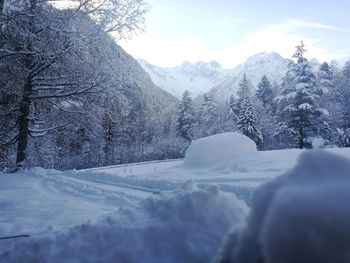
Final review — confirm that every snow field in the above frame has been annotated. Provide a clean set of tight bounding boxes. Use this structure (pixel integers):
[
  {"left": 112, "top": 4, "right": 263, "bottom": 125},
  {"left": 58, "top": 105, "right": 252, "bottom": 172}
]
[
  {"left": 1, "top": 183, "right": 247, "bottom": 263},
  {"left": 1, "top": 145, "right": 350, "bottom": 262}
]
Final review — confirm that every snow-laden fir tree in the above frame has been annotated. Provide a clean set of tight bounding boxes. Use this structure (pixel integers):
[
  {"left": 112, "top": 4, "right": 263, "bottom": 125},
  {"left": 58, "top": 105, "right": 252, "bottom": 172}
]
[
  {"left": 196, "top": 94, "right": 219, "bottom": 137},
  {"left": 332, "top": 61, "right": 350, "bottom": 147},
  {"left": 229, "top": 95, "right": 239, "bottom": 121},
  {"left": 276, "top": 41, "right": 329, "bottom": 149},
  {"left": 255, "top": 76, "right": 277, "bottom": 150},
  {"left": 235, "top": 75, "right": 263, "bottom": 146},
  {"left": 237, "top": 98, "right": 263, "bottom": 146},
  {"left": 237, "top": 74, "right": 252, "bottom": 109},
  {"left": 232, "top": 74, "right": 254, "bottom": 127},
  {"left": 177, "top": 90, "right": 195, "bottom": 141},
  {"left": 316, "top": 61, "right": 338, "bottom": 143},
  {"left": 317, "top": 62, "right": 333, "bottom": 96},
  {"left": 256, "top": 75, "right": 273, "bottom": 108}
]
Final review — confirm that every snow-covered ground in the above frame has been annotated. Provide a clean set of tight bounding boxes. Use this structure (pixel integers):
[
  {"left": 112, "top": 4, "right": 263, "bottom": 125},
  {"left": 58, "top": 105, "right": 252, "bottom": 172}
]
[{"left": 1, "top": 138, "right": 350, "bottom": 261}]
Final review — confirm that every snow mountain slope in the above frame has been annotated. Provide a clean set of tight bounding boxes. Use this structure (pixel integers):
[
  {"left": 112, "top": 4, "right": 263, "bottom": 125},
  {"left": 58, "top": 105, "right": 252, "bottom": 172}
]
[
  {"left": 139, "top": 52, "right": 321, "bottom": 104},
  {"left": 208, "top": 52, "right": 291, "bottom": 103},
  {"left": 138, "top": 59, "right": 232, "bottom": 98}
]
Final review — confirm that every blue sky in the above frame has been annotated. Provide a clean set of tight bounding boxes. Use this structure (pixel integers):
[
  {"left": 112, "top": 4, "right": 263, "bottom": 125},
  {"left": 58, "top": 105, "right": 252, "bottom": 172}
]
[{"left": 119, "top": 0, "right": 350, "bottom": 68}]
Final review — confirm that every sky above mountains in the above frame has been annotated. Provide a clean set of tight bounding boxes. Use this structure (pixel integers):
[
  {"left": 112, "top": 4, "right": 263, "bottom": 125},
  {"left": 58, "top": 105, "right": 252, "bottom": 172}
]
[{"left": 119, "top": 0, "right": 350, "bottom": 68}]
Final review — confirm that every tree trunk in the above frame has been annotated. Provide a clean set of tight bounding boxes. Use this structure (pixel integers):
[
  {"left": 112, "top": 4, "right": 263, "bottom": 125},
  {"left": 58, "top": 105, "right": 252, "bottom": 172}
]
[
  {"left": 0, "top": 0, "right": 5, "bottom": 16},
  {"left": 16, "top": 78, "right": 32, "bottom": 168},
  {"left": 298, "top": 125, "right": 304, "bottom": 149}
]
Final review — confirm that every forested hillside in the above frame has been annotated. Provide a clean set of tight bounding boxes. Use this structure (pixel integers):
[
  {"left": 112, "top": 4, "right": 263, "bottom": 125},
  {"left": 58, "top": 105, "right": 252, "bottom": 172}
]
[{"left": 0, "top": 0, "right": 179, "bottom": 171}]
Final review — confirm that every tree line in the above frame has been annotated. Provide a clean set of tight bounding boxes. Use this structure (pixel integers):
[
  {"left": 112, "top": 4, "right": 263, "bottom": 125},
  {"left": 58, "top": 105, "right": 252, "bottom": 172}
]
[{"left": 176, "top": 41, "right": 350, "bottom": 151}]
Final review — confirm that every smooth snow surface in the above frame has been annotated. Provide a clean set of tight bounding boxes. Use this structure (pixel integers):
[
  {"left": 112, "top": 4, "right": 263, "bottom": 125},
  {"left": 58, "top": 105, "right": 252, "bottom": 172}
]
[
  {"left": 218, "top": 150, "right": 350, "bottom": 263},
  {"left": 184, "top": 132, "right": 257, "bottom": 168}
]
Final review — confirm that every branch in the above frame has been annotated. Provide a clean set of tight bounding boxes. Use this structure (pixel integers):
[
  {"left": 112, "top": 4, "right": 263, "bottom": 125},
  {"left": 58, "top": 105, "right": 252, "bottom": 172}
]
[
  {"left": 32, "top": 82, "right": 94, "bottom": 88},
  {"left": 29, "top": 42, "right": 74, "bottom": 77},
  {"left": 0, "top": 49, "right": 36, "bottom": 60},
  {"left": 0, "top": 108, "right": 20, "bottom": 119},
  {"left": 45, "top": 98, "right": 85, "bottom": 114},
  {"left": 30, "top": 84, "right": 101, "bottom": 100},
  {"left": 29, "top": 121, "right": 72, "bottom": 137},
  {"left": 0, "top": 135, "right": 18, "bottom": 147}
]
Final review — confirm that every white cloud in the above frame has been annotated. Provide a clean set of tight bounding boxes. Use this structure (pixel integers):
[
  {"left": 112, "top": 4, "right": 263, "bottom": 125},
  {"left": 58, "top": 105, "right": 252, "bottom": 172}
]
[
  {"left": 119, "top": 34, "right": 215, "bottom": 67},
  {"left": 119, "top": 19, "right": 349, "bottom": 68}
]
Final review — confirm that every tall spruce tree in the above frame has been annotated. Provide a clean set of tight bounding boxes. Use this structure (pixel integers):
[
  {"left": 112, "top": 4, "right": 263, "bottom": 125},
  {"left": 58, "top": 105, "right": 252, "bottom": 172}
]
[
  {"left": 333, "top": 61, "right": 350, "bottom": 147},
  {"left": 255, "top": 76, "right": 277, "bottom": 150},
  {"left": 276, "top": 41, "right": 329, "bottom": 148},
  {"left": 235, "top": 75, "right": 262, "bottom": 146},
  {"left": 177, "top": 90, "right": 195, "bottom": 141},
  {"left": 229, "top": 95, "right": 239, "bottom": 121},
  {"left": 317, "top": 62, "right": 333, "bottom": 96},
  {"left": 237, "top": 74, "right": 252, "bottom": 108},
  {"left": 196, "top": 94, "right": 219, "bottom": 137},
  {"left": 256, "top": 75, "right": 273, "bottom": 108},
  {"left": 237, "top": 98, "right": 263, "bottom": 146}
]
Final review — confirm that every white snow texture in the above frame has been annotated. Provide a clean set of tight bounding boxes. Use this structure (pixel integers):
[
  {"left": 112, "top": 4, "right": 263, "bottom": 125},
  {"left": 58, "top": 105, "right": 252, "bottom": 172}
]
[
  {"left": 1, "top": 182, "right": 247, "bottom": 263},
  {"left": 184, "top": 132, "right": 257, "bottom": 168},
  {"left": 218, "top": 150, "right": 350, "bottom": 263}
]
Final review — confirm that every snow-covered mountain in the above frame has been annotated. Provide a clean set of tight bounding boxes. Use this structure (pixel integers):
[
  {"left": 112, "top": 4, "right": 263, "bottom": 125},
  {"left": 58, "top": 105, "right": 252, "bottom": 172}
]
[
  {"left": 207, "top": 52, "right": 291, "bottom": 103},
  {"left": 139, "top": 52, "right": 321, "bottom": 104},
  {"left": 138, "top": 59, "right": 232, "bottom": 99}
]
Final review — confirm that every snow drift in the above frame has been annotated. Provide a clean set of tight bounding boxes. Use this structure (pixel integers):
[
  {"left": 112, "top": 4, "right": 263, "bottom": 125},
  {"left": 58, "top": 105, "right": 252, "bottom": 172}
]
[
  {"left": 1, "top": 182, "right": 247, "bottom": 263},
  {"left": 218, "top": 150, "right": 350, "bottom": 263},
  {"left": 184, "top": 132, "right": 257, "bottom": 168}
]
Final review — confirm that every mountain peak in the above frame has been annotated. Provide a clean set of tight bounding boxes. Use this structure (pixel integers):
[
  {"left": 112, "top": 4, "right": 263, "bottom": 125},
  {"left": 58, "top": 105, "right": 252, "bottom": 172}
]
[
  {"left": 138, "top": 59, "right": 230, "bottom": 98},
  {"left": 208, "top": 60, "right": 222, "bottom": 69},
  {"left": 245, "top": 51, "right": 284, "bottom": 64},
  {"left": 180, "top": 60, "right": 222, "bottom": 70},
  {"left": 138, "top": 52, "right": 290, "bottom": 101}
]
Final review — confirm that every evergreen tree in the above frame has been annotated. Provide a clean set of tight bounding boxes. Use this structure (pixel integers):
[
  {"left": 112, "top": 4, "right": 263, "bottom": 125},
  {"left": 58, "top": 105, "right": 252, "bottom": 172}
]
[
  {"left": 235, "top": 74, "right": 263, "bottom": 146},
  {"left": 256, "top": 75, "right": 273, "bottom": 108},
  {"left": 196, "top": 94, "right": 219, "bottom": 137},
  {"left": 317, "top": 62, "right": 333, "bottom": 96},
  {"left": 276, "top": 41, "right": 329, "bottom": 149},
  {"left": 237, "top": 98, "right": 263, "bottom": 146},
  {"left": 229, "top": 95, "right": 239, "bottom": 121},
  {"left": 177, "top": 90, "right": 195, "bottom": 141},
  {"left": 333, "top": 61, "right": 350, "bottom": 147},
  {"left": 237, "top": 74, "right": 252, "bottom": 108},
  {"left": 102, "top": 110, "right": 114, "bottom": 165}
]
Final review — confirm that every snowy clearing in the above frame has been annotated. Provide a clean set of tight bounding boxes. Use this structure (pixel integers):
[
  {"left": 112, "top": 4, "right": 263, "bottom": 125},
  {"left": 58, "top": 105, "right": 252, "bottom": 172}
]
[{"left": 1, "top": 147, "right": 350, "bottom": 261}]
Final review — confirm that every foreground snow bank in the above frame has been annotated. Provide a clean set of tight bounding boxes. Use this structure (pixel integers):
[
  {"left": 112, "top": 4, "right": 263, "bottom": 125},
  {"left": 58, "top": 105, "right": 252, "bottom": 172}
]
[
  {"left": 218, "top": 150, "right": 350, "bottom": 263},
  {"left": 2, "top": 182, "right": 247, "bottom": 263},
  {"left": 184, "top": 132, "right": 257, "bottom": 168}
]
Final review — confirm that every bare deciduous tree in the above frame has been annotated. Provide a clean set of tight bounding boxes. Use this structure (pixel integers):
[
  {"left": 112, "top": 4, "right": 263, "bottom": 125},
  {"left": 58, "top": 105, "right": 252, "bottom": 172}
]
[{"left": 0, "top": 0, "right": 148, "bottom": 169}]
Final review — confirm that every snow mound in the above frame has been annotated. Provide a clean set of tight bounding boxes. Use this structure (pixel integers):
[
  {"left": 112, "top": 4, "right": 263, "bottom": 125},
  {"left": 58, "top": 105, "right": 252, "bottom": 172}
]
[
  {"left": 2, "top": 183, "right": 247, "bottom": 263},
  {"left": 184, "top": 132, "right": 257, "bottom": 168},
  {"left": 217, "top": 150, "right": 350, "bottom": 263}
]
